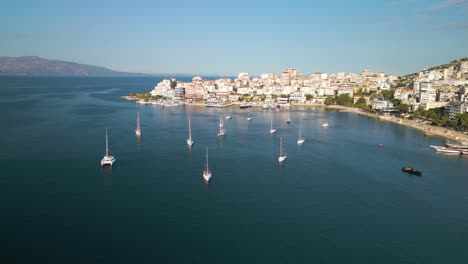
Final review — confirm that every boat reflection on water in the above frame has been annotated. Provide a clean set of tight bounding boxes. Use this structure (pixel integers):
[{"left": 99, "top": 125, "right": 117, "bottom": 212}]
[{"left": 101, "top": 165, "right": 113, "bottom": 177}]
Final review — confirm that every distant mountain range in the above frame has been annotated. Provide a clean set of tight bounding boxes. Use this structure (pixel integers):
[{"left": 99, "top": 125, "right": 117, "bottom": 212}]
[{"left": 0, "top": 56, "right": 149, "bottom": 76}]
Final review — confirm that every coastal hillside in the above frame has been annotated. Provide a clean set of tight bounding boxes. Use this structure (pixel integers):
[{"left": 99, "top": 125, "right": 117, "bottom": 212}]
[
  {"left": 0, "top": 56, "right": 148, "bottom": 76},
  {"left": 404, "top": 57, "right": 468, "bottom": 80}
]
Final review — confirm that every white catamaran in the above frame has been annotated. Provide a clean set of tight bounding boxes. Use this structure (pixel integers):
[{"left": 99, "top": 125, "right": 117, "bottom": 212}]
[
  {"left": 270, "top": 115, "right": 277, "bottom": 134},
  {"left": 187, "top": 114, "right": 194, "bottom": 147},
  {"left": 218, "top": 116, "right": 226, "bottom": 136},
  {"left": 297, "top": 120, "right": 305, "bottom": 145},
  {"left": 101, "top": 128, "right": 116, "bottom": 166},
  {"left": 278, "top": 136, "right": 287, "bottom": 163},
  {"left": 135, "top": 112, "right": 141, "bottom": 136},
  {"left": 203, "top": 147, "right": 212, "bottom": 182}
]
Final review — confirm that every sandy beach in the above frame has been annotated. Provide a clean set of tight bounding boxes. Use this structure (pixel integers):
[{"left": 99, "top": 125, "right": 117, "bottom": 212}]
[{"left": 321, "top": 105, "right": 468, "bottom": 143}]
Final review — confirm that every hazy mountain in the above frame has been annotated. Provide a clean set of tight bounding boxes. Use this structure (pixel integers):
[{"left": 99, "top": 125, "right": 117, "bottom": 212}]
[{"left": 0, "top": 56, "right": 149, "bottom": 76}]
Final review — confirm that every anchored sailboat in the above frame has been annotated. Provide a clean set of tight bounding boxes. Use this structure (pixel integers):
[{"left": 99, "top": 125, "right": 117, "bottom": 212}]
[
  {"left": 278, "top": 136, "right": 287, "bottom": 163},
  {"left": 286, "top": 108, "right": 291, "bottom": 124},
  {"left": 101, "top": 128, "right": 116, "bottom": 166},
  {"left": 187, "top": 114, "right": 194, "bottom": 147},
  {"left": 218, "top": 116, "right": 226, "bottom": 136},
  {"left": 203, "top": 147, "right": 212, "bottom": 182},
  {"left": 135, "top": 112, "right": 141, "bottom": 136},
  {"left": 270, "top": 115, "right": 276, "bottom": 134},
  {"left": 297, "top": 120, "right": 305, "bottom": 145}
]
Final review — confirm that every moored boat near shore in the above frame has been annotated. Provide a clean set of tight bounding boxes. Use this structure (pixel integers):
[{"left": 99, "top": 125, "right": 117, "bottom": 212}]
[
  {"left": 430, "top": 140, "right": 468, "bottom": 155},
  {"left": 402, "top": 167, "right": 422, "bottom": 176},
  {"left": 430, "top": 145, "right": 462, "bottom": 154},
  {"left": 240, "top": 102, "right": 252, "bottom": 109}
]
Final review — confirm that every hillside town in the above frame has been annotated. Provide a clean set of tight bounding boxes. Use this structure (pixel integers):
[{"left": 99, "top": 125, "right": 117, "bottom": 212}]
[{"left": 140, "top": 58, "right": 468, "bottom": 120}]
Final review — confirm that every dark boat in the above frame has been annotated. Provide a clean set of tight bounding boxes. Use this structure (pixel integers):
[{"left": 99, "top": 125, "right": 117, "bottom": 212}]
[{"left": 402, "top": 167, "right": 422, "bottom": 176}]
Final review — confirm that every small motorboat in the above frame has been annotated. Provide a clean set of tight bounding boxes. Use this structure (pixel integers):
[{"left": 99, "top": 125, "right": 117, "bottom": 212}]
[{"left": 402, "top": 167, "right": 422, "bottom": 176}]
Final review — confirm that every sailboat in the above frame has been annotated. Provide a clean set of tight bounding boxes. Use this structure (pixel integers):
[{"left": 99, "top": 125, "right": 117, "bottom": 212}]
[
  {"left": 225, "top": 115, "right": 232, "bottom": 120},
  {"left": 297, "top": 120, "right": 305, "bottom": 145},
  {"left": 247, "top": 113, "right": 252, "bottom": 121},
  {"left": 101, "top": 128, "right": 116, "bottom": 166},
  {"left": 270, "top": 115, "right": 276, "bottom": 134},
  {"left": 203, "top": 147, "right": 212, "bottom": 182},
  {"left": 286, "top": 108, "right": 291, "bottom": 124},
  {"left": 135, "top": 112, "right": 141, "bottom": 136},
  {"left": 187, "top": 114, "right": 194, "bottom": 147},
  {"left": 218, "top": 116, "right": 226, "bottom": 136},
  {"left": 278, "top": 136, "right": 287, "bottom": 163}
]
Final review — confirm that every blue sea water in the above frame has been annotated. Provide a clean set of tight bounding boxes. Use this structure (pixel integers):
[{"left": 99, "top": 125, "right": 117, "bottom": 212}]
[{"left": 1, "top": 76, "right": 467, "bottom": 263}]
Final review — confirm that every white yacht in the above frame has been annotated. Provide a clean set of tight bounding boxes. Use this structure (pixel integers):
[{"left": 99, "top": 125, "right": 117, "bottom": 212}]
[
  {"left": 297, "top": 120, "right": 305, "bottom": 145},
  {"left": 135, "top": 112, "right": 141, "bottom": 136},
  {"left": 278, "top": 136, "right": 287, "bottom": 163},
  {"left": 247, "top": 114, "right": 252, "bottom": 121},
  {"left": 218, "top": 116, "right": 226, "bottom": 136},
  {"left": 101, "top": 128, "right": 116, "bottom": 166},
  {"left": 270, "top": 115, "right": 276, "bottom": 134},
  {"left": 322, "top": 122, "right": 329, "bottom": 127},
  {"left": 187, "top": 114, "right": 194, "bottom": 147},
  {"left": 203, "top": 147, "right": 212, "bottom": 182},
  {"left": 225, "top": 115, "right": 232, "bottom": 120}
]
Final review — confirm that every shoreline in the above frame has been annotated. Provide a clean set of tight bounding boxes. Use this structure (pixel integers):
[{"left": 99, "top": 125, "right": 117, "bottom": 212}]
[
  {"left": 122, "top": 96, "right": 468, "bottom": 143},
  {"left": 319, "top": 104, "right": 468, "bottom": 143}
]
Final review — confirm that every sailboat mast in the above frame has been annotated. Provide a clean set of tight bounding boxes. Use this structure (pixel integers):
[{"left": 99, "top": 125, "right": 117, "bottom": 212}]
[
  {"left": 137, "top": 112, "right": 140, "bottom": 131},
  {"left": 299, "top": 121, "right": 302, "bottom": 138},
  {"left": 271, "top": 115, "right": 273, "bottom": 129},
  {"left": 280, "top": 136, "right": 283, "bottom": 156},
  {"left": 188, "top": 115, "right": 192, "bottom": 140},
  {"left": 219, "top": 117, "right": 223, "bottom": 133},
  {"left": 206, "top": 147, "right": 209, "bottom": 171},
  {"left": 105, "top": 128, "right": 109, "bottom": 157}
]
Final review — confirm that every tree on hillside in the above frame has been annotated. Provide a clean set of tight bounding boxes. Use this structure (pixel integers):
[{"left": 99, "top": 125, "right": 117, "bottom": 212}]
[
  {"left": 336, "top": 94, "right": 353, "bottom": 106},
  {"left": 396, "top": 104, "right": 410, "bottom": 113},
  {"left": 381, "top": 90, "right": 394, "bottom": 101},
  {"left": 324, "top": 96, "right": 336, "bottom": 105},
  {"left": 354, "top": 97, "right": 367, "bottom": 109},
  {"left": 459, "top": 113, "right": 468, "bottom": 131}
]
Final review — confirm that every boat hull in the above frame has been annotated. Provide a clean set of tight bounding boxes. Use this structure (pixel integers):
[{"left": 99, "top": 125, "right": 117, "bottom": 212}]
[
  {"left": 270, "top": 129, "right": 276, "bottom": 134},
  {"left": 297, "top": 139, "right": 305, "bottom": 145},
  {"left": 402, "top": 167, "right": 422, "bottom": 176},
  {"left": 430, "top": 145, "right": 462, "bottom": 154},
  {"left": 203, "top": 171, "right": 212, "bottom": 182},
  {"left": 278, "top": 155, "right": 287, "bottom": 163},
  {"left": 187, "top": 139, "right": 193, "bottom": 146},
  {"left": 101, "top": 156, "right": 116, "bottom": 166}
]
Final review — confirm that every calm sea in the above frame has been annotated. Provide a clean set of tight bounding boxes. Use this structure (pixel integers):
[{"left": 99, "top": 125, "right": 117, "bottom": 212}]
[{"left": 1, "top": 76, "right": 467, "bottom": 263}]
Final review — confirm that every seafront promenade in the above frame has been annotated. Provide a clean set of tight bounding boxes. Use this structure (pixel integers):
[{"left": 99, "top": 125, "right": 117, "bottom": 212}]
[{"left": 323, "top": 105, "right": 468, "bottom": 143}]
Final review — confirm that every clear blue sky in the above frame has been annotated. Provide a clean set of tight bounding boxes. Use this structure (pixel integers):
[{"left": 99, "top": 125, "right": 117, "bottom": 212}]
[{"left": 1, "top": 0, "right": 467, "bottom": 76}]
